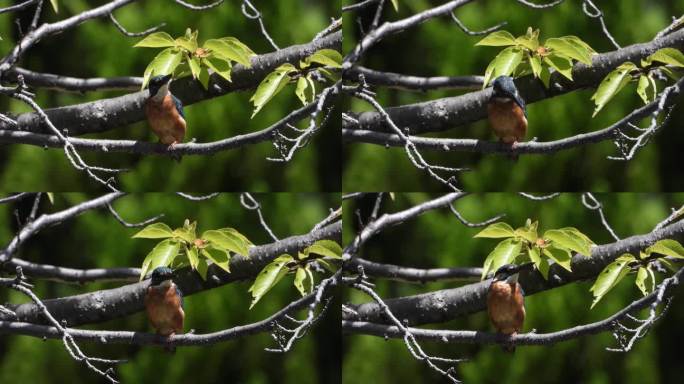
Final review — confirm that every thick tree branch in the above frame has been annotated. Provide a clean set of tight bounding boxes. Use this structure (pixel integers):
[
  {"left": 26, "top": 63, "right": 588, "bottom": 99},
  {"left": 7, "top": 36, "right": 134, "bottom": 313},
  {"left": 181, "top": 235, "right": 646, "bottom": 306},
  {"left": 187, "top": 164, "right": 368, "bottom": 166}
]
[
  {"left": 1, "top": 221, "right": 341, "bottom": 326},
  {"left": 0, "top": 285, "right": 326, "bottom": 346},
  {"left": 0, "top": 31, "right": 341, "bottom": 136},
  {"left": 344, "top": 266, "right": 682, "bottom": 346},
  {"left": 343, "top": 29, "right": 684, "bottom": 135},
  {"left": 343, "top": 219, "right": 684, "bottom": 325}
]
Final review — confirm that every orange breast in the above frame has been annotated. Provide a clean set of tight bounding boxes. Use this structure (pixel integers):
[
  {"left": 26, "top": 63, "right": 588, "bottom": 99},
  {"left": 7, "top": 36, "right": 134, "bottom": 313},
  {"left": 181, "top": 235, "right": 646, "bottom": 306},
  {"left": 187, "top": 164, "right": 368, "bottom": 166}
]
[
  {"left": 487, "top": 100, "right": 527, "bottom": 144},
  {"left": 144, "top": 284, "right": 185, "bottom": 336},
  {"left": 487, "top": 281, "right": 525, "bottom": 335},
  {"left": 145, "top": 95, "right": 187, "bottom": 145}
]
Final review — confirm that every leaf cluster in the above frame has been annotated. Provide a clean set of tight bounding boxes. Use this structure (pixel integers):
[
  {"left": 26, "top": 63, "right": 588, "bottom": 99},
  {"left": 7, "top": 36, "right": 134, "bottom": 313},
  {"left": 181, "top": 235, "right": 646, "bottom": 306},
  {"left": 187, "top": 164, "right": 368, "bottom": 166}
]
[
  {"left": 248, "top": 239, "right": 342, "bottom": 309},
  {"left": 250, "top": 49, "right": 342, "bottom": 117},
  {"left": 134, "top": 29, "right": 256, "bottom": 90},
  {"left": 132, "top": 220, "right": 253, "bottom": 281},
  {"left": 475, "top": 219, "right": 595, "bottom": 280},
  {"left": 590, "top": 239, "right": 684, "bottom": 307},
  {"left": 591, "top": 48, "right": 684, "bottom": 116},
  {"left": 476, "top": 27, "right": 596, "bottom": 88}
]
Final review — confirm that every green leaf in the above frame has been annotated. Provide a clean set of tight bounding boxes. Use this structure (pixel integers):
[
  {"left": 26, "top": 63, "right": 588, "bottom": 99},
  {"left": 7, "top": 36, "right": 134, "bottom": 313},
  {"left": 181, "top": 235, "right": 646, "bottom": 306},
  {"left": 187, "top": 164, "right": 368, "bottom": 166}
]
[
  {"left": 543, "top": 227, "right": 594, "bottom": 256},
  {"left": 134, "top": 32, "right": 176, "bottom": 48},
  {"left": 173, "top": 227, "right": 196, "bottom": 244},
  {"left": 205, "top": 56, "right": 232, "bottom": 82},
  {"left": 645, "top": 239, "right": 684, "bottom": 258},
  {"left": 196, "top": 257, "right": 208, "bottom": 280},
  {"left": 528, "top": 246, "right": 549, "bottom": 279},
  {"left": 248, "top": 254, "right": 294, "bottom": 309},
  {"left": 141, "top": 47, "right": 183, "bottom": 89},
  {"left": 561, "top": 35, "right": 597, "bottom": 55},
  {"left": 49, "top": 0, "right": 58, "bottom": 12},
  {"left": 250, "top": 63, "right": 296, "bottom": 117},
  {"left": 476, "top": 31, "right": 517, "bottom": 47},
  {"left": 590, "top": 254, "right": 635, "bottom": 308},
  {"left": 188, "top": 56, "right": 201, "bottom": 79},
  {"left": 46, "top": 193, "right": 54, "bottom": 204},
  {"left": 187, "top": 246, "right": 199, "bottom": 270},
  {"left": 304, "top": 49, "right": 342, "bottom": 68},
  {"left": 474, "top": 222, "right": 516, "bottom": 238},
  {"left": 529, "top": 54, "right": 542, "bottom": 79},
  {"left": 539, "top": 64, "right": 551, "bottom": 88},
  {"left": 636, "top": 75, "right": 651, "bottom": 104},
  {"left": 294, "top": 267, "right": 307, "bottom": 296},
  {"left": 219, "top": 228, "right": 254, "bottom": 247},
  {"left": 132, "top": 222, "right": 174, "bottom": 239},
  {"left": 139, "top": 239, "right": 180, "bottom": 280},
  {"left": 515, "top": 225, "right": 537, "bottom": 243},
  {"left": 483, "top": 47, "right": 523, "bottom": 88},
  {"left": 642, "top": 47, "right": 684, "bottom": 67},
  {"left": 198, "top": 66, "right": 210, "bottom": 89},
  {"left": 390, "top": 0, "right": 398, "bottom": 11},
  {"left": 542, "top": 245, "right": 572, "bottom": 271},
  {"left": 201, "top": 246, "right": 231, "bottom": 273},
  {"left": 295, "top": 77, "right": 308, "bottom": 105},
  {"left": 202, "top": 229, "right": 249, "bottom": 256},
  {"left": 303, "top": 240, "right": 343, "bottom": 259},
  {"left": 481, "top": 238, "right": 522, "bottom": 280},
  {"left": 306, "top": 75, "right": 316, "bottom": 103},
  {"left": 635, "top": 267, "right": 649, "bottom": 296},
  {"left": 543, "top": 53, "right": 574, "bottom": 80},
  {"left": 515, "top": 35, "right": 538, "bottom": 51},
  {"left": 203, "top": 38, "right": 255, "bottom": 67},
  {"left": 544, "top": 37, "right": 593, "bottom": 65},
  {"left": 591, "top": 62, "right": 637, "bottom": 117},
  {"left": 175, "top": 36, "right": 197, "bottom": 53}
]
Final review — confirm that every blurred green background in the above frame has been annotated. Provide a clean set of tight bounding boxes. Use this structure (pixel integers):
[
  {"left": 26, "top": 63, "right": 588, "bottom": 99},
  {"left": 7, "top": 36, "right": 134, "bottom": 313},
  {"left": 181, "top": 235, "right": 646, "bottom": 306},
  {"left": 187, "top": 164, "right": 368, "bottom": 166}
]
[
  {"left": 0, "top": 1, "right": 340, "bottom": 192},
  {"left": 342, "top": 0, "right": 684, "bottom": 192},
  {"left": 0, "top": 193, "right": 340, "bottom": 383},
  {"left": 343, "top": 193, "right": 684, "bottom": 383}
]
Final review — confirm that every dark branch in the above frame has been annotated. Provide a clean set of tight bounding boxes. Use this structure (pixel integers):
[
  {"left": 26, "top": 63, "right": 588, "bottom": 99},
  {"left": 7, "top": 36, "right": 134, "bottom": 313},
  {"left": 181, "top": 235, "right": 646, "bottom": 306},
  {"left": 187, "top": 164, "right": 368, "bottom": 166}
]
[
  {"left": 1, "top": 221, "right": 341, "bottom": 326},
  {"left": 343, "top": 219, "right": 684, "bottom": 325}
]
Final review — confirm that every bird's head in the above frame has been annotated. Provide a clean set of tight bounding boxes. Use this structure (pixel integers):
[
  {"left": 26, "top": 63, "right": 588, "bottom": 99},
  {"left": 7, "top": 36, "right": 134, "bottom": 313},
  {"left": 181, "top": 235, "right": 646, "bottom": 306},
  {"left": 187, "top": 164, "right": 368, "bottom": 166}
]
[
  {"left": 148, "top": 74, "right": 172, "bottom": 100},
  {"left": 493, "top": 263, "right": 523, "bottom": 284},
  {"left": 491, "top": 76, "right": 517, "bottom": 99},
  {"left": 150, "top": 266, "right": 174, "bottom": 287}
]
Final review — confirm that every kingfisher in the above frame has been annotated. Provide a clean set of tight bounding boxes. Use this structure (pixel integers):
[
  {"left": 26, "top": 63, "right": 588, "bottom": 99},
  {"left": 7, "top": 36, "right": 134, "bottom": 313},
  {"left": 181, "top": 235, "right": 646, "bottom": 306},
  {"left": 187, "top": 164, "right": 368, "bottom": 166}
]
[
  {"left": 144, "top": 74, "right": 186, "bottom": 148},
  {"left": 144, "top": 266, "right": 184, "bottom": 350},
  {"left": 487, "top": 263, "right": 525, "bottom": 352},
  {"left": 487, "top": 76, "right": 527, "bottom": 156}
]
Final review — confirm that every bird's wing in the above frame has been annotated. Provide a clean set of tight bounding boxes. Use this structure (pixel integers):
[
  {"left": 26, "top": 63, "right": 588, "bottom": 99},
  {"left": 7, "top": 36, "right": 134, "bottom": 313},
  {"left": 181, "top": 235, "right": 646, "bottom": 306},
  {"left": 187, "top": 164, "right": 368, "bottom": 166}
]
[
  {"left": 171, "top": 94, "right": 185, "bottom": 118},
  {"left": 512, "top": 91, "right": 527, "bottom": 117},
  {"left": 176, "top": 285, "right": 184, "bottom": 308}
]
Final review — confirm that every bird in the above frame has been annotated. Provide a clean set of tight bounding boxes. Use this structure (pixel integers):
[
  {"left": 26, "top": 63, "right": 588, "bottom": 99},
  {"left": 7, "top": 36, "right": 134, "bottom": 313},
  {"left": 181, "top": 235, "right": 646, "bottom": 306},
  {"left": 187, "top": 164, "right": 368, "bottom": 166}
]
[
  {"left": 144, "top": 266, "right": 184, "bottom": 351},
  {"left": 487, "top": 76, "right": 527, "bottom": 157},
  {"left": 487, "top": 263, "right": 525, "bottom": 352},
  {"left": 144, "top": 74, "right": 186, "bottom": 148}
]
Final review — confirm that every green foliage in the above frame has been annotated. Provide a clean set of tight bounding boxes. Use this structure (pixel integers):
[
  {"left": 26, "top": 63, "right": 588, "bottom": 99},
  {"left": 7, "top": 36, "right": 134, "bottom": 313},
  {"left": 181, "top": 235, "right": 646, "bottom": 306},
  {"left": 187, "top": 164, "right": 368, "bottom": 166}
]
[
  {"left": 134, "top": 29, "right": 256, "bottom": 90},
  {"left": 250, "top": 49, "right": 341, "bottom": 117},
  {"left": 248, "top": 239, "right": 342, "bottom": 308},
  {"left": 475, "top": 219, "right": 595, "bottom": 280},
  {"left": 476, "top": 27, "right": 596, "bottom": 88},
  {"left": 591, "top": 48, "right": 684, "bottom": 116},
  {"left": 590, "top": 239, "right": 684, "bottom": 307},
  {"left": 390, "top": 0, "right": 399, "bottom": 11},
  {"left": 49, "top": 0, "right": 58, "bottom": 13},
  {"left": 132, "top": 219, "right": 253, "bottom": 280}
]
